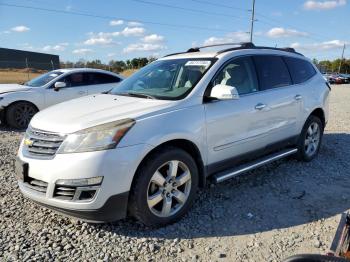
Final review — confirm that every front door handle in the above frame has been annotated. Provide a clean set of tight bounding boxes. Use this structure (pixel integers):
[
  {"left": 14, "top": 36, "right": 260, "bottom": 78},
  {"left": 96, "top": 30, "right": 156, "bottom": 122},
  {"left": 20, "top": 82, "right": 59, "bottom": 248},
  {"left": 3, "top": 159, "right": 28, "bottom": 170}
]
[
  {"left": 255, "top": 103, "right": 266, "bottom": 110},
  {"left": 78, "top": 91, "right": 86, "bottom": 95},
  {"left": 294, "top": 94, "right": 302, "bottom": 101}
]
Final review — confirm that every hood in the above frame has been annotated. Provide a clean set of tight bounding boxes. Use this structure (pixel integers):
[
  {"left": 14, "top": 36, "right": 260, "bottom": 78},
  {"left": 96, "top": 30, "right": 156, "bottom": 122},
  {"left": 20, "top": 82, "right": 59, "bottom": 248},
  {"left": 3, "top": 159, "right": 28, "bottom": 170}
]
[
  {"left": 30, "top": 94, "right": 175, "bottom": 133},
  {"left": 0, "top": 84, "right": 32, "bottom": 94}
]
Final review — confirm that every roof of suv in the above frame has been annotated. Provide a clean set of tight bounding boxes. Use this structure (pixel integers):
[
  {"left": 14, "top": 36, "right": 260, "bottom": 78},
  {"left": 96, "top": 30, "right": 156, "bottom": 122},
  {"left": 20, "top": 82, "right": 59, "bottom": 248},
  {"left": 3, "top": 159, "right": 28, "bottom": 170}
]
[
  {"left": 160, "top": 42, "right": 304, "bottom": 60},
  {"left": 52, "top": 68, "right": 122, "bottom": 75}
]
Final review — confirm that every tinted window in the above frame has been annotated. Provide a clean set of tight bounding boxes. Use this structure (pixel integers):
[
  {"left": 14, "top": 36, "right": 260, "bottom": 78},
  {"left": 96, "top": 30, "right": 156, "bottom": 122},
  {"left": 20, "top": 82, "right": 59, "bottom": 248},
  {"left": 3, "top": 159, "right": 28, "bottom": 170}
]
[
  {"left": 253, "top": 55, "right": 292, "bottom": 90},
  {"left": 284, "top": 57, "right": 316, "bottom": 84},
  {"left": 213, "top": 56, "right": 258, "bottom": 95},
  {"left": 62, "top": 73, "right": 85, "bottom": 87},
  {"left": 90, "top": 73, "right": 121, "bottom": 84}
]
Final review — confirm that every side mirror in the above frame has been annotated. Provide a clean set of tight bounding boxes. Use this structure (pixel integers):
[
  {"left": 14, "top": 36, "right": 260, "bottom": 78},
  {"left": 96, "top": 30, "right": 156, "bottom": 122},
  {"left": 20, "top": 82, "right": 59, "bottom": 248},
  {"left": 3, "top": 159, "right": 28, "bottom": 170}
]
[
  {"left": 54, "top": 81, "right": 66, "bottom": 91},
  {"left": 209, "top": 84, "right": 239, "bottom": 100}
]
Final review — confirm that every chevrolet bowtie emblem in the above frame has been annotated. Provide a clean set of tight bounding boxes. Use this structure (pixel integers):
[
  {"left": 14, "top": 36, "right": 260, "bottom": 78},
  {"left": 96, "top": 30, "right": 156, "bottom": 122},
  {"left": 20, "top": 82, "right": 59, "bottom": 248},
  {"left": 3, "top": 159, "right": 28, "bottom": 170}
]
[{"left": 24, "top": 138, "right": 34, "bottom": 147}]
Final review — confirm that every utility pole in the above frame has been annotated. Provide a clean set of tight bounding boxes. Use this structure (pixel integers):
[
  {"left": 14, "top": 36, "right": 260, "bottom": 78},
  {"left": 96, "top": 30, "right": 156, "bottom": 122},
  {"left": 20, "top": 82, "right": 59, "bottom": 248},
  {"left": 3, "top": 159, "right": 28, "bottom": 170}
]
[
  {"left": 338, "top": 44, "right": 346, "bottom": 74},
  {"left": 249, "top": 0, "right": 256, "bottom": 43}
]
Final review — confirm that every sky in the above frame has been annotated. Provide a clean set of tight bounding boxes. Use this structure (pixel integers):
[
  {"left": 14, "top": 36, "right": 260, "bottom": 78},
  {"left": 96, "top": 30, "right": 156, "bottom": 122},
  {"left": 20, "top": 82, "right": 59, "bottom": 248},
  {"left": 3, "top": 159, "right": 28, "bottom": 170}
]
[{"left": 0, "top": 0, "right": 349, "bottom": 62}]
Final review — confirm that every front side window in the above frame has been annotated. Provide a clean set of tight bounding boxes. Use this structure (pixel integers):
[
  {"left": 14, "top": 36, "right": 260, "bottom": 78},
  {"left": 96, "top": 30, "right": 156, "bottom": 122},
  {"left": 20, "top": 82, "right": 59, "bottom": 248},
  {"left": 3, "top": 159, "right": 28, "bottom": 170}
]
[
  {"left": 110, "top": 58, "right": 215, "bottom": 100},
  {"left": 212, "top": 56, "right": 258, "bottom": 95},
  {"left": 253, "top": 55, "right": 292, "bottom": 90},
  {"left": 24, "top": 71, "right": 63, "bottom": 87},
  {"left": 62, "top": 73, "right": 85, "bottom": 87},
  {"left": 284, "top": 57, "right": 316, "bottom": 84}
]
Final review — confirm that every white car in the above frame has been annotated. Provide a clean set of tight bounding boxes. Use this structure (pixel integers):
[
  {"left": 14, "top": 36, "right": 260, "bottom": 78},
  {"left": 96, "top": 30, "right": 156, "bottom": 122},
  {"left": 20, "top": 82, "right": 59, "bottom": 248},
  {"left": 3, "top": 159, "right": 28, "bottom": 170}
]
[
  {"left": 0, "top": 68, "right": 124, "bottom": 129},
  {"left": 16, "top": 43, "right": 330, "bottom": 227}
]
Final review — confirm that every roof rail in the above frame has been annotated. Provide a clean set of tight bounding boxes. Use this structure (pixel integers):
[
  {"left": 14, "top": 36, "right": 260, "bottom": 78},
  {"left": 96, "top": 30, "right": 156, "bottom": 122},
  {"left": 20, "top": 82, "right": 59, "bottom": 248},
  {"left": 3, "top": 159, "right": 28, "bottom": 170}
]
[
  {"left": 163, "top": 42, "right": 255, "bottom": 57},
  {"left": 163, "top": 42, "right": 303, "bottom": 58}
]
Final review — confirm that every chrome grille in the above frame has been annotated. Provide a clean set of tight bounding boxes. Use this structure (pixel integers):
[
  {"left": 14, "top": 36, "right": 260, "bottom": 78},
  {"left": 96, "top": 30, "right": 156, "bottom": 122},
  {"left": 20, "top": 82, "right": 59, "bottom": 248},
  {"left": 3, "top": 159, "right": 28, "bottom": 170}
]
[{"left": 24, "top": 127, "right": 65, "bottom": 159}]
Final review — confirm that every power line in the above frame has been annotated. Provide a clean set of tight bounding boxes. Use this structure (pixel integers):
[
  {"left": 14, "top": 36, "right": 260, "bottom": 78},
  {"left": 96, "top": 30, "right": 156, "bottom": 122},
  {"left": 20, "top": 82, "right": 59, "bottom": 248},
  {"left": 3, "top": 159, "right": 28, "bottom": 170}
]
[
  {"left": 0, "top": 2, "right": 236, "bottom": 33},
  {"left": 129, "top": 0, "right": 248, "bottom": 20},
  {"left": 190, "top": 0, "right": 248, "bottom": 12}
]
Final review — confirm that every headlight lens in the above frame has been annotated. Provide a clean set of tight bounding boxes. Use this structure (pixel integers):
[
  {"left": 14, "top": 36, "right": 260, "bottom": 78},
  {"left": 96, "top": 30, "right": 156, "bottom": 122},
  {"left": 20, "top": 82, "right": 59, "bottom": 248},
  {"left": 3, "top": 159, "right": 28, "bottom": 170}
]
[{"left": 57, "top": 119, "right": 135, "bottom": 153}]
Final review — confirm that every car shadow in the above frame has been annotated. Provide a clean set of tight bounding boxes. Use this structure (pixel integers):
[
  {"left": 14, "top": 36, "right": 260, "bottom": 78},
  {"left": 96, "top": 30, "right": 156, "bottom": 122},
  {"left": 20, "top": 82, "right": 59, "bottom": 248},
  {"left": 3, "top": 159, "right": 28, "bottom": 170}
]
[{"left": 91, "top": 132, "right": 350, "bottom": 239}]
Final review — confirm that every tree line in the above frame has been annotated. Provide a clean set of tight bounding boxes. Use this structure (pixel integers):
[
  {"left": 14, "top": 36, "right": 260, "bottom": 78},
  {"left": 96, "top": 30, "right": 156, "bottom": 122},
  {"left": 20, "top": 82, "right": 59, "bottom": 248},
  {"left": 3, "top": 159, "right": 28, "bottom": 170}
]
[
  {"left": 313, "top": 58, "right": 350, "bottom": 74},
  {"left": 60, "top": 56, "right": 157, "bottom": 73}
]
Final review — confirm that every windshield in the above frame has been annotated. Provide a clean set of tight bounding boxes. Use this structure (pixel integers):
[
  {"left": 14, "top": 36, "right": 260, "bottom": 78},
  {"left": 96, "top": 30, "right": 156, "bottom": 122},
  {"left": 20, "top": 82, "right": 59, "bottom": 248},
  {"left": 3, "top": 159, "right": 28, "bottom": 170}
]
[
  {"left": 110, "top": 58, "right": 215, "bottom": 100},
  {"left": 24, "top": 71, "right": 63, "bottom": 87}
]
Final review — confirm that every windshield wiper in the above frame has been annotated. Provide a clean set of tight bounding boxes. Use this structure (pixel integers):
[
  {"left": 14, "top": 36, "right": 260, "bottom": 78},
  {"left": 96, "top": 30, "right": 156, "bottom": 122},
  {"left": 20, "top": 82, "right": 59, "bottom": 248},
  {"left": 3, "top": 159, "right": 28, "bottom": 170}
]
[{"left": 117, "top": 92, "right": 156, "bottom": 99}]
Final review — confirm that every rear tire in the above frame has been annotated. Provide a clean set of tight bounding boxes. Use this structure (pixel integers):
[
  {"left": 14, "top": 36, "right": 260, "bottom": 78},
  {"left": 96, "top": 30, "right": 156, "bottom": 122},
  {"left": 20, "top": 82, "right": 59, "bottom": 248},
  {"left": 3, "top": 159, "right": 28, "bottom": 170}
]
[
  {"left": 129, "top": 146, "right": 198, "bottom": 227},
  {"left": 296, "top": 115, "right": 323, "bottom": 162},
  {"left": 6, "top": 102, "right": 37, "bottom": 129}
]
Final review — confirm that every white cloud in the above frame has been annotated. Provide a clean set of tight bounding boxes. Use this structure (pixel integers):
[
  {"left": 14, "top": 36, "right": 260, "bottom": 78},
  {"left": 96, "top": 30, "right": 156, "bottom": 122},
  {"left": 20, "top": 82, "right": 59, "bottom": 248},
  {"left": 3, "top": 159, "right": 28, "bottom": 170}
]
[
  {"left": 107, "top": 53, "right": 116, "bottom": 57},
  {"left": 303, "top": 0, "right": 346, "bottom": 10},
  {"left": 110, "top": 20, "right": 124, "bottom": 26},
  {"left": 203, "top": 31, "right": 249, "bottom": 45},
  {"left": 142, "top": 34, "right": 164, "bottom": 43},
  {"left": 72, "top": 48, "right": 93, "bottom": 55},
  {"left": 291, "top": 40, "right": 348, "bottom": 50},
  {"left": 120, "top": 27, "right": 145, "bottom": 37},
  {"left": 42, "top": 43, "right": 68, "bottom": 52},
  {"left": 84, "top": 36, "right": 113, "bottom": 45},
  {"left": 11, "top": 25, "right": 30, "bottom": 32},
  {"left": 123, "top": 43, "right": 166, "bottom": 53},
  {"left": 266, "top": 27, "right": 308, "bottom": 38},
  {"left": 128, "top": 21, "right": 143, "bottom": 27}
]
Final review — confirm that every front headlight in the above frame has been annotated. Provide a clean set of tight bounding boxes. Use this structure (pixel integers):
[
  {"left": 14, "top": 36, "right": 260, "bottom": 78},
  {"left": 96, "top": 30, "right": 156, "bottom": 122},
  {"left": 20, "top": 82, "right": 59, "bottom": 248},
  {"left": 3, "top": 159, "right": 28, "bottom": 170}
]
[{"left": 57, "top": 119, "right": 135, "bottom": 154}]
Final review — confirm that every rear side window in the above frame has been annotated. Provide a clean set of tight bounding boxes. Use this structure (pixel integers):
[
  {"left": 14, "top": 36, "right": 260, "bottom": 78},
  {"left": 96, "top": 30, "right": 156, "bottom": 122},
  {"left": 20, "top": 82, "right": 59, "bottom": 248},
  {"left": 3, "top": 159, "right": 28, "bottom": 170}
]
[
  {"left": 253, "top": 55, "right": 292, "bottom": 90},
  {"left": 93, "top": 73, "right": 121, "bottom": 84},
  {"left": 284, "top": 57, "right": 316, "bottom": 84},
  {"left": 85, "top": 73, "right": 121, "bottom": 85}
]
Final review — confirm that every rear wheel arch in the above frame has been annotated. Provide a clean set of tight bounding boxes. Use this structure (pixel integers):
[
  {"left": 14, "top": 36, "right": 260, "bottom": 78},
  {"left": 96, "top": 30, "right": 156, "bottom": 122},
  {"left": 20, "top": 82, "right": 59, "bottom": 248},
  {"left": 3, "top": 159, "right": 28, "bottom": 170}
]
[{"left": 309, "top": 108, "right": 325, "bottom": 128}]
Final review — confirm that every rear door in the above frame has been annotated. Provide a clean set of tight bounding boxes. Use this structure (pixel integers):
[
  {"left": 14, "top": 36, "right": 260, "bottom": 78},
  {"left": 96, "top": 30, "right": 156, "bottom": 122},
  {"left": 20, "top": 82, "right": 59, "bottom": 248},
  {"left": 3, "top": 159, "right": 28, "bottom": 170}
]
[
  {"left": 85, "top": 72, "right": 122, "bottom": 94},
  {"left": 252, "top": 55, "right": 302, "bottom": 145},
  {"left": 44, "top": 72, "right": 88, "bottom": 107}
]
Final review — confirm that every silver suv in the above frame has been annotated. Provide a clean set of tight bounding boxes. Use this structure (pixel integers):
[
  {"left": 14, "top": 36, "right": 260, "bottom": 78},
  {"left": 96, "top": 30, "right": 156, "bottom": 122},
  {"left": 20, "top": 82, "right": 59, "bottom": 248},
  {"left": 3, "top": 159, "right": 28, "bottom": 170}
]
[{"left": 16, "top": 43, "right": 330, "bottom": 227}]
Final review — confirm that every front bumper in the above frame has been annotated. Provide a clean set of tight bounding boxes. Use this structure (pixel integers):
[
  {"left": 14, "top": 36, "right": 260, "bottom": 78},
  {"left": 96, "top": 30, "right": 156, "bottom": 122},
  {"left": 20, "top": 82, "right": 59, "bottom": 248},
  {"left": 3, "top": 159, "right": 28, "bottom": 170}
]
[
  {"left": 32, "top": 192, "right": 129, "bottom": 223},
  {"left": 17, "top": 142, "right": 153, "bottom": 222}
]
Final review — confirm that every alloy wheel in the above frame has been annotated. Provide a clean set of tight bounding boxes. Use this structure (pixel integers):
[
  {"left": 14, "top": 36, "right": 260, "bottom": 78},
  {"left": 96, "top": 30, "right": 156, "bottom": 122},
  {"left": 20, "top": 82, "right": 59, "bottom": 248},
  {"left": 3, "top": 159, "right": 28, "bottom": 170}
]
[
  {"left": 147, "top": 160, "right": 192, "bottom": 218},
  {"left": 304, "top": 122, "right": 321, "bottom": 157}
]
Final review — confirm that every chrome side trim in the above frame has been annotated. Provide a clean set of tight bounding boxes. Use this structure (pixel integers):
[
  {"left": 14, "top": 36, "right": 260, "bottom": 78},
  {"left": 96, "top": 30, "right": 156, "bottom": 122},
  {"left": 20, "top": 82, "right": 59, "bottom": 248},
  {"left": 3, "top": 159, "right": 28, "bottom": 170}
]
[{"left": 213, "top": 148, "right": 298, "bottom": 183}]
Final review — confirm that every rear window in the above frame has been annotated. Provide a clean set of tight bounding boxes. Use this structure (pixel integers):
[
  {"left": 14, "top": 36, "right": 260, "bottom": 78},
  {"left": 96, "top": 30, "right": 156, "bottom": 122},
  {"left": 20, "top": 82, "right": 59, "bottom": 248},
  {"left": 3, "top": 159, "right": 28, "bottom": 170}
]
[
  {"left": 253, "top": 55, "right": 292, "bottom": 90},
  {"left": 284, "top": 57, "right": 316, "bottom": 84}
]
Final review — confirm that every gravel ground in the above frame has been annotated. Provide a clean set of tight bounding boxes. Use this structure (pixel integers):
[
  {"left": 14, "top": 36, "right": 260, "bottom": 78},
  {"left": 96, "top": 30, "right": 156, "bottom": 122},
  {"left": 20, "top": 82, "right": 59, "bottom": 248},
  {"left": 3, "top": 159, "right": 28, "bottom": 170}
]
[{"left": 1, "top": 85, "right": 350, "bottom": 262}]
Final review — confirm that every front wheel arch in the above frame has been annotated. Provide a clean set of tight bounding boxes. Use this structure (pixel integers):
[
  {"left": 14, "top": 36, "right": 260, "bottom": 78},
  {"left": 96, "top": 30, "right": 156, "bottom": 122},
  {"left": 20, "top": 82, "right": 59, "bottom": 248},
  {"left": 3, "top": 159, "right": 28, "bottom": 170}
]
[{"left": 5, "top": 101, "right": 39, "bottom": 128}]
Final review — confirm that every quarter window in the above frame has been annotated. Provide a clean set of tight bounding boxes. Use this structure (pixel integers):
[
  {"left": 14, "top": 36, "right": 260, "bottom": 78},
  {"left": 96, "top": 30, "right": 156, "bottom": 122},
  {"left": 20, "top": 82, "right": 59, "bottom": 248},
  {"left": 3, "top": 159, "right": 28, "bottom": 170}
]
[
  {"left": 212, "top": 56, "right": 259, "bottom": 95},
  {"left": 284, "top": 57, "right": 316, "bottom": 84},
  {"left": 253, "top": 55, "right": 292, "bottom": 90}
]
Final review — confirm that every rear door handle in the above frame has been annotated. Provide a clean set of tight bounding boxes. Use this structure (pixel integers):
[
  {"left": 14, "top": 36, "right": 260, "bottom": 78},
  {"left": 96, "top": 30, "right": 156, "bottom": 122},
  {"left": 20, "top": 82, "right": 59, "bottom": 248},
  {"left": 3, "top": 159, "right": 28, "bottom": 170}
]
[
  {"left": 255, "top": 103, "right": 266, "bottom": 110},
  {"left": 78, "top": 91, "right": 86, "bottom": 95},
  {"left": 294, "top": 94, "right": 302, "bottom": 101}
]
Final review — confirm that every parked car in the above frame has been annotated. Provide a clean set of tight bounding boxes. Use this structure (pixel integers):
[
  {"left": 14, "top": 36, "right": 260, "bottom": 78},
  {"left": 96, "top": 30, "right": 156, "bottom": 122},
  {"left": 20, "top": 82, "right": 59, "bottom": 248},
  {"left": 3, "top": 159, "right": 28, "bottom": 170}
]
[
  {"left": 16, "top": 43, "right": 330, "bottom": 227},
  {"left": 339, "top": 74, "right": 350, "bottom": 83},
  {"left": 0, "top": 68, "right": 124, "bottom": 129}
]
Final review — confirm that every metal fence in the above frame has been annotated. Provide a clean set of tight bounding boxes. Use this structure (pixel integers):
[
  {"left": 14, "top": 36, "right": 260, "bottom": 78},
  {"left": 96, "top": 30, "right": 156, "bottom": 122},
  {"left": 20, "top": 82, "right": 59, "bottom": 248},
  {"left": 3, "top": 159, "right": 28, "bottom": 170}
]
[{"left": 0, "top": 60, "right": 59, "bottom": 83}]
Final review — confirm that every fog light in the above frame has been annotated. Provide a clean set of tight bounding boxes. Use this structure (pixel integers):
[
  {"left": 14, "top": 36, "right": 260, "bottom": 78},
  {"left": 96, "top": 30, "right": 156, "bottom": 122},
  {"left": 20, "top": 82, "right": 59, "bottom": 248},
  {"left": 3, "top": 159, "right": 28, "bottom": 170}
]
[{"left": 56, "top": 176, "right": 103, "bottom": 187}]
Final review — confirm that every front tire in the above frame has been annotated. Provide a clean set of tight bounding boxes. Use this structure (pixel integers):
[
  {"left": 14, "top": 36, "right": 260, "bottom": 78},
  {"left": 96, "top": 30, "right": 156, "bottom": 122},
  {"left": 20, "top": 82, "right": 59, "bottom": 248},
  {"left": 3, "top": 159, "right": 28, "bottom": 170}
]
[
  {"left": 129, "top": 147, "right": 199, "bottom": 227},
  {"left": 6, "top": 102, "right": 37, "bottom": 129},
  {"left": 296, "top": 115, "right": 323, "bottom": 162}
]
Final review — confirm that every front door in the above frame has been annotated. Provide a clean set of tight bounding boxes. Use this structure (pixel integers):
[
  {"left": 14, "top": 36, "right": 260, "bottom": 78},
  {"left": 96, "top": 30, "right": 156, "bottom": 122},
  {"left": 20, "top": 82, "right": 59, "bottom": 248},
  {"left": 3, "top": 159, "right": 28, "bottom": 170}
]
[{"left": 44, "top": 72, "right": 88, "bottom": 108}]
